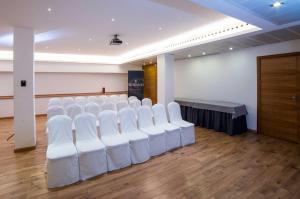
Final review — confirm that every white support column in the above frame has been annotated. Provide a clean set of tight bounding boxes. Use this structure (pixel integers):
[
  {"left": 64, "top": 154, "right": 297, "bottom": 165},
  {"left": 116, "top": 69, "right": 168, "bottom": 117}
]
[
  {"left": 157, "top": 54, "right": 174, "bottom": 106},
  {"left": 13, "top": 27, "right": 36, "bottom": 151}
]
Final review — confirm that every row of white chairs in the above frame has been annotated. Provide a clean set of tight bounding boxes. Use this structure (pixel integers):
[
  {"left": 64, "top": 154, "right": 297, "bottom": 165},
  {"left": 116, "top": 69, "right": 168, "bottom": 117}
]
[
  {"left": 47, "top": 97, "right": 152, "bottom": 121},
  {"left": 46, "top": 102, "right": 195, "bottom": 188},
  {"left": 48, "top": 94, "right": 138, "bottom": 109}
]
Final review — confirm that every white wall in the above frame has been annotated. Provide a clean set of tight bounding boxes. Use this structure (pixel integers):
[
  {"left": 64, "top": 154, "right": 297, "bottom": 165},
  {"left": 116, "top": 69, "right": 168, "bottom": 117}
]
[
  {"left": 0, "top": 61, "right": 141, "bottom": 118},
  {"left": 174, "top": 39, "right": 300, "bottom": 130}
]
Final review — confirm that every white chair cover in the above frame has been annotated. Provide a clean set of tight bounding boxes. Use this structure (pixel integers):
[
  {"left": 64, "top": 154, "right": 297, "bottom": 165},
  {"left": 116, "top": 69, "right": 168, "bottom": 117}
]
[
  {"left": 62, "top": 97, "right": 75, "bottom": 109},
  {"left": 98, "top": 110, "right": 131, "bottom": 171},
  {"left": 48, "top": 98, "right": 62, "bottom": 107},
  {"left": 129, "top": 99, "right": 141, "bottom": 113},
  {"left": 66, "top": 104, "right": 82, "bottom": 120},
  {"left": 119, "top": 94, "right": 128, "bottom": 101},
  {"left": 46, "top": 115, "right": 79, "bottom": 188},
  {"left": 142, "top": 98, "right": 152, "bottom": 108},
  {"left": 137, "top": 106, "right": 166, "bottom": 156},
  {"left": 85, "top": 102, "right": 100, "bottom": 118},
  {"left": 100, "top": 101, "right": 116, "bottom": 112},
  {"left": 119, "top": 108, "right": 150, "bottom": 164},
  {"left": 74, "top": 113, "right": 107, "bottom": 180},
  {"left": 153, "top": 104, "right": 181, "bottom": 150},
  {"left": 95, "top": 96, "right": 104, "bottom": 106},
  {"left": 75, "top": 96, "right": 87, "bottom": 107},
  {"left": 47, "top": 106, "right": 65, "bottom": 120},
  {"left": 128, "top": 96, "right": 138, "bottom": 101},
  {"left": 87, "top": 96, "right": 98, "bottom": 103},
  {"left": 168, "top": 102, "right": 195, "bottom": 146},
  {"left": 116, "top": 101, "right": 129, "bottom": 112}
]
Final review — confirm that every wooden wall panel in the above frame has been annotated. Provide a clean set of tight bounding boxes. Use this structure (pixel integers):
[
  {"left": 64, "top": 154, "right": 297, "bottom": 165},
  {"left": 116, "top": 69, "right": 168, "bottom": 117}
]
[{"left": 143, "top": 64, "right": 157, "bottom": 104}]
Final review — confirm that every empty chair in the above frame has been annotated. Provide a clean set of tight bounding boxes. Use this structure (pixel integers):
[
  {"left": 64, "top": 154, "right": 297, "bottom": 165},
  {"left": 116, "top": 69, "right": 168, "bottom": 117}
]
[
  {"left": 75, "top": 96, "right": 87, "bottom": 107},
  {"left": 74, "top": 113, "right": 107, "bottom": 180},
  {"left": 109, "top": 95, "right": 120, "bottom": 104},
  {"left": 100, "top": 101, "right": 116, "bottom": 112},
  {"left": 116, "top": 100, "right": 129, "bottom": 112},
  {"left": 87, "top": 96, "right": 98, "bottom": 103},
  {"left": 119, "top": 94, "right": 128, "bottom": 101},
  {"left": 66, "top": 104, "right": 82, "bottom": 120},
  {"left": 142, "top": 98, "right": 152, "bottom": 108},
  {"left": 152, "top": 104, "right": 181, "bottom": 151},
  {"left": 168, "top": 102, "right": 195, "bottom": 146},
  {"left": 128, "top": 96, "right": 138, "bottom": 101},
  {"left": 48, "top": 98, "right": 62, "bottom": 107},
  {"left": 100, "top": 95, "right": 108, "bottom": 103},
  {"left": 98, "top": 110, "right": 131, "bottom": 171},
  {"left": 85, "top": 102, "right": 100, "bottom": 118},
  {"left": 47, "top": 106, "right": 65, "bottom": 120},
  {"left": 137, "top": 106, "right": 166, "bottom": 156},
  {"left": 62, "top": 97, "right": 75, "bottom": 109},
  {"left": 129, "top": 99, "right": 141, "bottom": 112},
  {"left": 119, "top": 108, "right": 150, "bottom": 164},
  {"left": 95, "top": 96, "right": 105, "bottom": 106},
  {"left": 46, "top": 115, "right": 79, "bottom": 188}
]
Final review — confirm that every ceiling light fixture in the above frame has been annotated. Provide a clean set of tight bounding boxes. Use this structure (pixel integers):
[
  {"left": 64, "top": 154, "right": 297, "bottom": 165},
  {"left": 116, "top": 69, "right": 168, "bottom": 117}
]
[
  {"left": 45, "top": 46, "right": 49, "bottom": 49},
  {"left": 111, "top": 18, "right": 115, "bottom": 22},
  {"left": 158, "top": 27, "right": 163, "bottom": 31},
  {"left": 47, "top": 8, "right": 52, "bottom": 12},
  {"left": 271, "top": 1, "right": 283, "bottom": 8},
  {"left": 202, "top": 52, "right": 206, "bottom": 55},
  {"left": 89, "top": 38, "right": 92, "bottom": 41},
  {"left": 229, "top": 47, "right": 233, "bottom": 51},
  {"left": 188, "top": 54, "right": 192, "bottom": 58}
]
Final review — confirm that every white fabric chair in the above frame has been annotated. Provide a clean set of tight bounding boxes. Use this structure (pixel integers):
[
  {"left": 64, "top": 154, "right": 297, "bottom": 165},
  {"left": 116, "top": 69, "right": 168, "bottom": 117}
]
[
  {"left": 47, "top": 106, "right": 65, "bottom": 120},
  {"left": 62, "top": 97, "right": 75, "bottom": 109},
  {"left": 119, "top": 94, "right": 128, "bottom": 101},
  {"left": 128, "top": 96, "right": 138, "bottom": 101},
  {"left": 48, "top": 98, "right": 62, "bottom": 107},
  {"left": 142, "top": 98, "right": 152, "bottom": 108},
  {"left": 66, "top": 104, "right": 82, "bottom": 120},
  {"left": 100, "top": 101, "right": 116, "bottom": 112},
  {"left": 129, "top": 99, "right": 141, "bottom": 112},
  {"left": 167, "top": 102, "right": 195, "bottom": 146},
  {"left": 46, "top": 115, "right": 79, "bottom": 188},
  {"left": 119, "top": 108, "right": 150, "bottom": 164},
  {"left": 98, "top": 110, "right": 131, "bottom": 171},
  {"left": 75, "top": 96, "right": 87, "bottom": 107},
  {"left": 109, "top": 95, "right": 119, "bottom": 104},
  {"left": 116, "top": 100, "right": 129, "bottom": 112},
  {"left": 85, "top": 102, "right": 100, "bottom": 118},
  {"left": 152, "top": 104, "right": 181, "bottom": 151},
  {"left": 95, "top": 96, "right": 105, "bottom": 106},
  {"left": 87, "top": 96, "right": 98, "bottom": 103},
  {"left": 137, "top": 106, "right": 166, "bottom": 156},
  {"left": 74, "top": 113, "right": 107, "bottom": 180}
]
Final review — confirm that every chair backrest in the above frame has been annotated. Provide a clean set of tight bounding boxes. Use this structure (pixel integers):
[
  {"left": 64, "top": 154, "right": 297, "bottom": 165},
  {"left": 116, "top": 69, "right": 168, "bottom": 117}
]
[
  {"left": 85, "top": 102, "right": 100, "bottom": 117},
  {"left": 48, "top": 98, "right": 62, "bottom": 107},
  {"left": 128, "top": 96, "right": 137, "bottom": 101},
  {"left": 137, "top": 106, "right": 153, "bottom": 128},
  {"left": 119, "top": 94, "right": 128, "bottom": 101},
  {"left": 95, "top": 96, "right": 105, "bottom": 106},
  {"left": 129, "top": 99, "right": 141, "bottom": 111},
  {"left": 152, "top": 104, "right": 168, "bottom": 125},
  {"left": 62, "top": 97, "right": 75, "bottom": 108},
  {"left": 167, "top": 102, "right": 182, "bottom": 122},
  {"left": 87, "top": 96, "right": 98, "bottom": 103},
  {"left": 74, "top": 113, "right": 98, "bottom": 141},
  {"left": 75, "top": 96, "right": 87, "bottom": 106},
  {"left": 100, "top": 101, "right": 115, "bottom": 112},
  {"left": 47, "top": 115, "right": 73, "bottom": 145},
  {"left": 119, "top": 108, "right": 137, "bottom": 134},
  {"left": 47, "top": 106, "right": 65, "bottom": 120},
  {"left": 66, "top": 104, "right": 82, "bottom": 120},
  {"left": 142, "top": 98, "right": 152, "bottom": 108},
  {"left": 116, "top": 100, "right": 129, "bottom": 112},
  {"left": 109, "top": 95, "right": 119, "bottom": 104},
  {"left": 98, "top": 110, "right": 119, "bottom": 137}
]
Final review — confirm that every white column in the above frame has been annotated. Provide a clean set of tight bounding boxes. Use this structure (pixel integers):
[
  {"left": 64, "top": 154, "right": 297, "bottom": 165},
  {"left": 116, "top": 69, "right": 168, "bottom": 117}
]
[
  {"left": 157, "top": 54, "right": 174, "bottom": 106},
  {"left": 13, "top": 27, "right": 36, "bottom": 150}
]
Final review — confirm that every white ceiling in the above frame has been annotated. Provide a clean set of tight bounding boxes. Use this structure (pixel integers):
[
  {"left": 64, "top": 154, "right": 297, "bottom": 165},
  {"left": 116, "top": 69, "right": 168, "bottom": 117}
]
[{"left": 0, "top": 0, "right": 226, "bottom": 56}]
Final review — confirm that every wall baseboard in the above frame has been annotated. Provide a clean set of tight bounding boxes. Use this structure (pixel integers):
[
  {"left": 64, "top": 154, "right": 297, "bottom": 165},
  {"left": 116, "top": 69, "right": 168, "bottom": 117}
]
[
  {"left": 0, "top": 114, "right": 46, "bottom": 120},
  {"left": 14, "top": 145, "right": 37, "bottom": 153}
]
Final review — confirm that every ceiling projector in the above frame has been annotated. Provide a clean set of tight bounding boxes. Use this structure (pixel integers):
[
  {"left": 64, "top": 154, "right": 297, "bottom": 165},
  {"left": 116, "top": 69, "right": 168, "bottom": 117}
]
[{"left": 110, "top": 34, "right": 123, "bottom": 45}]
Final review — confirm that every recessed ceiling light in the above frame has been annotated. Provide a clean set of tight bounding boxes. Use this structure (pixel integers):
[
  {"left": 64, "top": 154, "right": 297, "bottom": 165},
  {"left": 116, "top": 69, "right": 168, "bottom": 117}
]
[
  {"left": 271, "top": 1, "right": 283, "bottom": 8},
  {"left": 143, "top": 62, "right": 146, "bottom": 66},
  {"left": 188, "top": 54, "right": 192, "bottom": 58},
  {"left": 89, "top": 38, "right": 92, "bottom": 41},
  {"left": 229, "top": 47, "right": 233, "bottom": 50},
  {"left": 45, "top": 46, "right": 49, "bottom": 49},
  {"left": 78, "top": 48, "right": 81, "bottom": 51},
  {"left": 202, "top": 52, "right": 206, "bottom": 55},
  {"left": 125, "top": 42, "right": 129, "bottom": 45},
  {"left": 111, "top": 18, "right": 115, "bottom": 22},
  {"left": 149, "top": 61, "right": 153, "bottom": 64},
  {"left": 47, "top": 8, "right": 52, "bottom": 12},
  {"left": 158, "top": 27, "right": 163, "bottom": 31}
]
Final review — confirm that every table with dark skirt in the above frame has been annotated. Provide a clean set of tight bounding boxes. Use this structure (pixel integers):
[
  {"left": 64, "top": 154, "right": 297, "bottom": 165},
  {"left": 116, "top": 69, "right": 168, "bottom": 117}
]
[{"left": 175, "top": 98, "right": 248, "bottom": 135}]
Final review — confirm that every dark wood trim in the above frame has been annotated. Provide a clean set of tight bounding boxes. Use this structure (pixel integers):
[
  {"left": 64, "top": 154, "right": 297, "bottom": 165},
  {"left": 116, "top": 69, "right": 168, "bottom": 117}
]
[
  {"left": 257, "top": 51, "right": 300, "bottom": 135},
  {"left": 14, "top": 145, "right": 36, "bottom": 153},
  {"left": 0, "top": 114, "right": 46, "bottom": 120},
  {"left": 0, "top": 91, "right": 128, "bottom": 100}
]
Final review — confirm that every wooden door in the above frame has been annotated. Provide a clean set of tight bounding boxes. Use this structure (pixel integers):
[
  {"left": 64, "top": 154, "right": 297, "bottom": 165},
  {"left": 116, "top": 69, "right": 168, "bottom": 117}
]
[
  {"left": 258, "top": 53, "right": 300, "bottom": 143},
  {"left": 143, "top": 64, "right": 157, "bottom": 104}
]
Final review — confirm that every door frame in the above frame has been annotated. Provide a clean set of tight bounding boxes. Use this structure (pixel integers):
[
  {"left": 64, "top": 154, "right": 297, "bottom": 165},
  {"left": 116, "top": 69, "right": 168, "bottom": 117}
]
[{"left": 257, "top": 52, "right": 300, "bottom": 134}]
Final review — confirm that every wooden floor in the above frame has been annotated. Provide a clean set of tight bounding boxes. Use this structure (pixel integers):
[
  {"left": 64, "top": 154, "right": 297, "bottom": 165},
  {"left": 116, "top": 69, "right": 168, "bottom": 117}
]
[{"left": 0, "top": 116, "right": 299, "bottom": 199}]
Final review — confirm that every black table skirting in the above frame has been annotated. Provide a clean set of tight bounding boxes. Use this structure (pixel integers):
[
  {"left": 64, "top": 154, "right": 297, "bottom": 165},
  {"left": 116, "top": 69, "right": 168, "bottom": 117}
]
[{"left": 180, "top": 105, "right": 248, "bottom": 135}]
